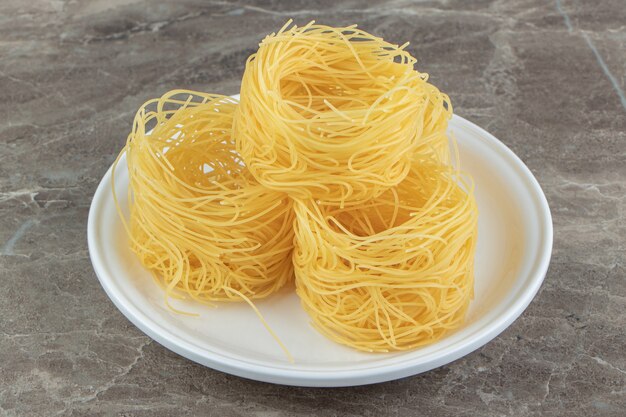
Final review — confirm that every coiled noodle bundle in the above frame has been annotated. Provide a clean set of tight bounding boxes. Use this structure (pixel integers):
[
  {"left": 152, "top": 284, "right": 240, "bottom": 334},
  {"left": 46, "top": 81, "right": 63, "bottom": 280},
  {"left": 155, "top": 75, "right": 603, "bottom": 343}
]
[
  {"left": 115, "top": 90, "right": 295, "bottom": 304},
  {"left": 235, "top": 21, "right": 452, "bottom": 206},
  {"left": 293, "top": 158, "right": 478, "bottom": 351}
]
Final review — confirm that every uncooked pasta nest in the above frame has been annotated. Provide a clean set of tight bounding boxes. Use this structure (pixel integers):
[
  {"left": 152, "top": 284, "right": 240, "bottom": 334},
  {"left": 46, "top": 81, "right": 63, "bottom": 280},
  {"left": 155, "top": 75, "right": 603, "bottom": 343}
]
[
  {"left": 234, "top": 21, "right": 452, "bottom": 206},
  {"left": 115, "top": 90, "right": 294, "bottom": 305},
  {"left": 115, "top": 21, "right": 478, "bottom": 356},
  {"left": 293, "top": 158, "right": 478, "bottom": 351}
]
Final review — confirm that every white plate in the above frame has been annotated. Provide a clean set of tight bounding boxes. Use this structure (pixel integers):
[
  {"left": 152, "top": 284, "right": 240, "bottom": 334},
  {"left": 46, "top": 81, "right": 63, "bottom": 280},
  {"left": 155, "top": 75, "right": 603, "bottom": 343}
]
[{"left": 88, "top": 107, "right": 552, "bottom": 387}]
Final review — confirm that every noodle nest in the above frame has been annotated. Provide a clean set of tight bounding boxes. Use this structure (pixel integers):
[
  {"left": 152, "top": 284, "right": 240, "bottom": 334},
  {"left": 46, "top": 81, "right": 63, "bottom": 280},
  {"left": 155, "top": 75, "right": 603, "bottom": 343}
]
[
  {"left": 116, "top": 90, "right": 295, "bottom": 304},
  {"left": 293, "top": 158, "right": 478, "bottom": 351},
  {"left": 234, "top": 21, "right": 452, "bottom": 206}
]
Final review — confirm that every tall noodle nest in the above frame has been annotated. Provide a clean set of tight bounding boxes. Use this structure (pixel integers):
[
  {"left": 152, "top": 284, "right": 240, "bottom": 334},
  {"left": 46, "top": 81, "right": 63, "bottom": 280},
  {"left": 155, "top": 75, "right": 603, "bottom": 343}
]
[
  {"left": 114, "top": 90, "right": 295, "bottom": 305},
  {"left": 234, "top": 21, "right": 452, "bottom": 206},
  {"left": 293, "top": 157, "right": 478, "bottom": 351}
]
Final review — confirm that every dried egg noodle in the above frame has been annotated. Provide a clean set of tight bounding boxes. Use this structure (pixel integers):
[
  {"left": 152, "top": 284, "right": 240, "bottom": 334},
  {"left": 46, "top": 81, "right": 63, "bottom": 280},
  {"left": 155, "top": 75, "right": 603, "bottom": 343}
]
[
  {"left": 113, "top": 90, "right": 294, "bottom": 306},
  {"left": 114, "top": 21, "right": 479, "bottom": 358},
  {"left": 234, "top": 21, "right": 452, "bottom": 206},
  {"left": 293, "top": 157, "right": 478, "bottom": 352}
]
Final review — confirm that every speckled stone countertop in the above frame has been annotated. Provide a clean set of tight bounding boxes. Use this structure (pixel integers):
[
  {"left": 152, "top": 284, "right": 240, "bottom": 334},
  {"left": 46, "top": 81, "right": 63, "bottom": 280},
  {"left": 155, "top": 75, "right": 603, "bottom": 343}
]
[{"left": 1, "top": 0, "right": 624, "bottom": 416}]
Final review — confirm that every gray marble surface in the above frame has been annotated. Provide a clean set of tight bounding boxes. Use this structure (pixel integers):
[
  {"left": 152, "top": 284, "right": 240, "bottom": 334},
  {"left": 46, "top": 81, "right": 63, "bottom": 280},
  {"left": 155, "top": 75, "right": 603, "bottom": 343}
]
[{"left": 1, "top": 0, "right": 625, "bottom": 416}]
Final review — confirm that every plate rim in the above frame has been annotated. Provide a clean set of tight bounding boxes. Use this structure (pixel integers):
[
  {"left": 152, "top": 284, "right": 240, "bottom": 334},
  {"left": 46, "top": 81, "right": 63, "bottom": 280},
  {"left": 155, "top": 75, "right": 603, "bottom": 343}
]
[{"left": 88, "top": 113, "right": 553, "bottom": 387}]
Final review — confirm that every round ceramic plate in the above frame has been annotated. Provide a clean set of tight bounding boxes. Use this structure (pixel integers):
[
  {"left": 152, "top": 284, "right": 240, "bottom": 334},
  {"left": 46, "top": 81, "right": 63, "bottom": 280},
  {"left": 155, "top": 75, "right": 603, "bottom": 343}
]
[{"left": 88, "top": 105, "right": 552, "bottom": 387}]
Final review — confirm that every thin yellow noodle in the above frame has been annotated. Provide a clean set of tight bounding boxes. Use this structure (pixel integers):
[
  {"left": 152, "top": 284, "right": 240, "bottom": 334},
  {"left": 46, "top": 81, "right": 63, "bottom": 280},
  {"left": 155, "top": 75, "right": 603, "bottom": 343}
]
[
  {"left": 292, "top": 157, "right": 478, "bottom": 352},
  {"left": 114, "top": 22, "right": 479, "bottom": 356},
  {"left": 234, "top": 20, "right": 452, "bottom": 206},
  {"left": 113, "top": 90, "right": 295, "bottom": 305}
]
